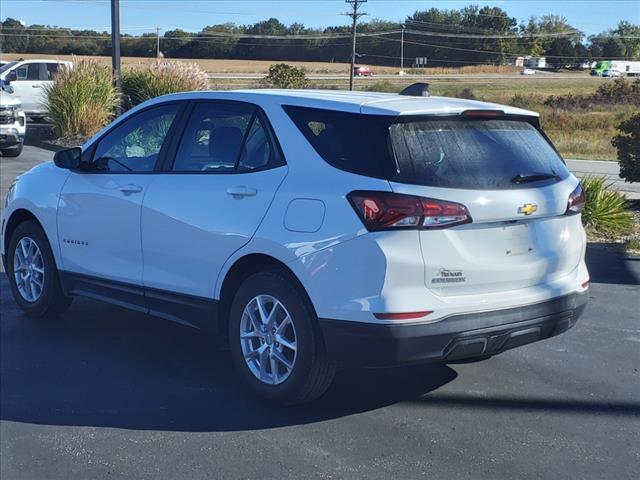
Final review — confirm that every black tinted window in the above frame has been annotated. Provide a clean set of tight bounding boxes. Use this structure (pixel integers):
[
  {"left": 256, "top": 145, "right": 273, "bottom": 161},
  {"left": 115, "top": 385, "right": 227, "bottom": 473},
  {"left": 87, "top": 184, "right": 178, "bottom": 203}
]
[
  {"left": 93, "top": 104, "right": 181, "bottom": 172},
  {"left": 284, "top": 105, "right": 395, "bottom": 178},
  {"left": 173, "top": 103, "right": 254, "bottom": 172},
  {"left": 390, "top": 119, "right": 569, "bottom": 189},
  {"left": 238, "top": 115, "right": 277, "bottom": 171},
  {"left": 14, "top": 63, "right": 40, "bottom": 81},
  {"left": 46, "top": 63, "right": 60, "bottom": 79}
]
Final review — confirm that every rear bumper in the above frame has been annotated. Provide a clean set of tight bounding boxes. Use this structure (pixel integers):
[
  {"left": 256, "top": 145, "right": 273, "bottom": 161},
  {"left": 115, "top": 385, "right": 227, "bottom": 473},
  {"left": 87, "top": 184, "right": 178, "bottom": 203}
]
[{"left": 319, "top": 291, "right": 588, "bottom": 368}]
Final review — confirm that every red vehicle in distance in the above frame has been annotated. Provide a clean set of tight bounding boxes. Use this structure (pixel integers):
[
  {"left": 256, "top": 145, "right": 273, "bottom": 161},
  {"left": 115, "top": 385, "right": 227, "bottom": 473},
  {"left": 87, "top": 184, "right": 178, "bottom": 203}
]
[{"left": 353, "top": 66, "right": 374, "bottom": 77}]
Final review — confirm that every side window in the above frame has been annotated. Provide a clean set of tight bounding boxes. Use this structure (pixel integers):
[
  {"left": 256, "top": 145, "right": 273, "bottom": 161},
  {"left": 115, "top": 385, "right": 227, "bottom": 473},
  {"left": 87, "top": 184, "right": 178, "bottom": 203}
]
[
  {"left": 45, "top": 63, "right": 60, "bottom": 80},
  {"left": 172, "top": 103, "right": 254, "bottom": 172},
  {"left": 14, "top": 64, "right": 40, "bottom": 81},
  {"left": 238, "top": 115, "right": 277, "bottom": 171},
  {"left": 93, "top": 104, "right": 181, "bottom": 172}
]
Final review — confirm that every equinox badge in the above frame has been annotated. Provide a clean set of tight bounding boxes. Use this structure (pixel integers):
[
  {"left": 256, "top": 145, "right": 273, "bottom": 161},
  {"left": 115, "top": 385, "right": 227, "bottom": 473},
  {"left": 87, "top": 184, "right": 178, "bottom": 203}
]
[{"left": 518, "top": 203, "right": 538, "bottom": 215}]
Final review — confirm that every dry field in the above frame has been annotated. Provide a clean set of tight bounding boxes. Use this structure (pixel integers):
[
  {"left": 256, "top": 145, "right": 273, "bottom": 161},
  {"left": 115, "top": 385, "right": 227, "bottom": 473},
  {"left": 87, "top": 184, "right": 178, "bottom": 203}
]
[
  {"left": 3, "top": 52, "right": 358, "bottom": 73},
  {"left": 4, "top": 53, "right": 520, "bottom": 75}
]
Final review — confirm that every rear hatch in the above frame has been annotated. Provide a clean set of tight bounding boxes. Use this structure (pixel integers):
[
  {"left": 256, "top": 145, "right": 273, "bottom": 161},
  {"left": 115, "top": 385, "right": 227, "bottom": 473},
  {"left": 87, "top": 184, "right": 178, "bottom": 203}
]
[{"left": 388, "top": 115, "right": 584, "bottom": 297}]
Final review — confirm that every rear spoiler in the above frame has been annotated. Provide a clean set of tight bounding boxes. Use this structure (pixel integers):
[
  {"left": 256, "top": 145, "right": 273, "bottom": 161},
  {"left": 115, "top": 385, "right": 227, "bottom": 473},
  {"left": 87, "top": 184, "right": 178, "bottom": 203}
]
[{"left": 399, "top": 83, "right": 430, "bottom": 97}]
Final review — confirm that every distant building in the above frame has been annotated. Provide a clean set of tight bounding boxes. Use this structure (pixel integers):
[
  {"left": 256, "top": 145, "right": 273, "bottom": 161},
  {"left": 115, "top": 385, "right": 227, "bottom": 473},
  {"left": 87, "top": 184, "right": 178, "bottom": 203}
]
[{"left": 524, "top": 56, "right": 546, "bottom": 69}]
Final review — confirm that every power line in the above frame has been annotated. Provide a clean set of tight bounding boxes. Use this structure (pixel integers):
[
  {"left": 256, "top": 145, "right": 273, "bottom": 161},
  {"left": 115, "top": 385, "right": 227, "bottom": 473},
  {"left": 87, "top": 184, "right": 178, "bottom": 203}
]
[{"left": 345, "top": 0, "right": 367, "bottom": 91}]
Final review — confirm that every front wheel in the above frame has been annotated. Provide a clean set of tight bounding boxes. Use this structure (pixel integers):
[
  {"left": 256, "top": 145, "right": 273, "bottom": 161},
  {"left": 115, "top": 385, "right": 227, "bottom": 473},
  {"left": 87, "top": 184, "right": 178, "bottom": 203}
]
[
  {"left": 1, "top": 143, "right": 23, "bottom": 157},
  {"left": 229, "top": 270, "right": 335, "bottom": 405},
  {"left": 7, "top": 220, "right": 73, "bottom": 317}
]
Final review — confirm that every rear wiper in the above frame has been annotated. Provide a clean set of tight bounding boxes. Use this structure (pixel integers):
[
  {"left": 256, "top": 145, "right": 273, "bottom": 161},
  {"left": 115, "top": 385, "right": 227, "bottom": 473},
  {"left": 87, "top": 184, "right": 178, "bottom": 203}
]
[{"left": 511, "top": 172, "right": 560, "bottom": 184}]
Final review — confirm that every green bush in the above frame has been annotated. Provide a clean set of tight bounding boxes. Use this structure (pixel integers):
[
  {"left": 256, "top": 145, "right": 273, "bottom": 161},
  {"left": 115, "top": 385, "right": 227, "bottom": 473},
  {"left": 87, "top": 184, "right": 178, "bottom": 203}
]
[
  {"left": 121, "top": 61, "right": 209, "bottom": 109},
  {"left": 44, "top": 58, "right": 118, "bottom": 137},
  {"left": 612, "top": 112, "right": 640, "bottom": 183},
  {"left": 544, "top": 78, "right": 640, "bottom": 111},
  {"left": 263, "top": 63, "right": 308, "bottom": 89},
  {"left": 509, "top": 93, "right": 536, "bottom": 109},
  {"left": 580, "top": 176, "right": 634, "bottom": 235},
  {"left": 455, "top": 87, "right": 476, "bottom": 100}
]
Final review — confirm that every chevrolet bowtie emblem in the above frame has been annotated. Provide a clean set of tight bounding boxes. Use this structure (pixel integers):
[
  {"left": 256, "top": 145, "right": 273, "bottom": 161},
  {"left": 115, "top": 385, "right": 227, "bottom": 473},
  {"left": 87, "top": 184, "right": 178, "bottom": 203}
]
[{"left": 518, "top": 203, "right": 538, "bottom": 215}]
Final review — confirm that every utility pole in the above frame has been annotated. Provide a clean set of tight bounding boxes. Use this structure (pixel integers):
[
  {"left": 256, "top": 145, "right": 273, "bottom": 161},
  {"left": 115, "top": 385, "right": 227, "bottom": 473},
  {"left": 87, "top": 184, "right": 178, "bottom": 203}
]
[
  {"left": 156, "top": 26, "right": 161, "bottom": 60},
  {"left": 345, "top": 0, "right": 367, "bottom": 91},
  {"left": 110, "top": 0, "right": 121, "bottom": 107},
  {"left": 400, "top": 25, "right": 405, "bottom": 72}
]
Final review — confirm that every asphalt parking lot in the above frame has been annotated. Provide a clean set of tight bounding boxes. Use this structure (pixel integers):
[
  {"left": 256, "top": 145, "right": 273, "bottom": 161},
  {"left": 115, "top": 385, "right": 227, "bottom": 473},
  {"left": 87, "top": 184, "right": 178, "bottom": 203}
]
[{"left": 1, "top": 144, "right": 639, "bottom": 479}]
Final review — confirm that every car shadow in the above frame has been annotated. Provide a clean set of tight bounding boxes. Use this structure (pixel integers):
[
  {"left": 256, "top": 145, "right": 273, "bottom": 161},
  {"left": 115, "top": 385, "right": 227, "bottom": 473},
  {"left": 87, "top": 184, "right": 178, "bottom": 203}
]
[
  {"left": 586, "top": 242, "right": 640, "bottom": 286},
  {"left": 0, "top": 287, "right": 457, "bottom": 432}
]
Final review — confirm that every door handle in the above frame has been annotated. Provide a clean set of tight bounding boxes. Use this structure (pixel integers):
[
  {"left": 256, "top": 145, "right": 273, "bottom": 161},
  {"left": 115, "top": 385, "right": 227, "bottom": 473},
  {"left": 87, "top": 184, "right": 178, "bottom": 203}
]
[
  {"left": 119, "top": 184, "right": 143, "bottom": 195},
  {"left": 32, "top": 84, "right": 42, "bottom": 88},
  {"left": 226, "top": 186, "right": 257, "bottom": 198}
]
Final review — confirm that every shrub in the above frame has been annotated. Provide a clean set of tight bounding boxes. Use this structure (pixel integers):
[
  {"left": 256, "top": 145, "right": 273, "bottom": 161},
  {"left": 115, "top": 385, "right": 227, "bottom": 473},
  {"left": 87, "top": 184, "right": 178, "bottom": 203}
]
[
  {"left": 263, "top": 63, "right": 308, "bottom": 89},
  {"left": 44, "top": 58, "right": 118, "bottom": 138},
  {"left": 544, "top": 78, "right": 640, "bottom": 111},
  {"left": 455, "top": 87, "right": 476, "bottom": 100},
  {"left": 612, "top": 112, "right": 640, "bottom": 183},
  {"left": 509, "top": 93, "right": 535, "bottom": 109},
  {"left": 121, "top": 61, "right": 209, "bottom": 109},
  {"left": 580, "top": 176, "right": 634, "bottom": 235}
]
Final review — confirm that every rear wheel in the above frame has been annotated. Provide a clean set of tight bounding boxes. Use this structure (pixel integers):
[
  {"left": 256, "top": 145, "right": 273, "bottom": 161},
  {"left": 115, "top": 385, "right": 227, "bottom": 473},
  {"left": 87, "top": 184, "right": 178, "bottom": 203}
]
[
  {"left": 7, "top": 220, "right": 72, "bottom": 317},
  {"left": 229, "top": 270, "right": 335, "bottom": 405}
]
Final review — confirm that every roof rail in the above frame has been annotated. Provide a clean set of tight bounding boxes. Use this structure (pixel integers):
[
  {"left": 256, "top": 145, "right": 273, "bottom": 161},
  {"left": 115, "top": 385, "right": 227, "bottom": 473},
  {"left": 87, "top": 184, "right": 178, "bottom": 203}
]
[{"left": 399, "top": 83, "right": 430, "bottom": 97}]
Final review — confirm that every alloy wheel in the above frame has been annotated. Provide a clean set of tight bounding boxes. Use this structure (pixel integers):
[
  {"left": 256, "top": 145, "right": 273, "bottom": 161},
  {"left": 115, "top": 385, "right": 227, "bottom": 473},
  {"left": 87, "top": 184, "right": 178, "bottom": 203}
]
[
  {"left": 239, "top": 294, "right": 297, "bottom": 385},
  {"left": 13, "top": 237, "right": 45, "bottom": 303}
]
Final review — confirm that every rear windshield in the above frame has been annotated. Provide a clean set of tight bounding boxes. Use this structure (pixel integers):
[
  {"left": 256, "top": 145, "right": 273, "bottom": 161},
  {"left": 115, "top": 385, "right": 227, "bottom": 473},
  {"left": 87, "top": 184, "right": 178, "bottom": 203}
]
[
  {"left": 390, "top": 118, "right": 569, "bottom": 189},
  {"left": 284, "top": 106, "right": 569, "bottom": 189}
]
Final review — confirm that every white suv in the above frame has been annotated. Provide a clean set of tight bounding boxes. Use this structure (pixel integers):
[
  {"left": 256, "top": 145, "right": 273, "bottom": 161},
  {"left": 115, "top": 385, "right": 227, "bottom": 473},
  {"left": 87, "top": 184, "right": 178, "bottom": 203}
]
[
  {"left": 1, "top": 87, "right": 589, "bottom": 404},
  {"left": 0, "top": 88, "right": 26, "bottom": 157}
]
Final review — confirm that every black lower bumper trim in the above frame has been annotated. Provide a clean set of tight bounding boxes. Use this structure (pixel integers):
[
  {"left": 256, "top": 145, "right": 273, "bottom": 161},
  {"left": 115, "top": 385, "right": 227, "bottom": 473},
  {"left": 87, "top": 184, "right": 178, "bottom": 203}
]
[{"left": 319, "top": 292, "right": 588, "bottom": 368}]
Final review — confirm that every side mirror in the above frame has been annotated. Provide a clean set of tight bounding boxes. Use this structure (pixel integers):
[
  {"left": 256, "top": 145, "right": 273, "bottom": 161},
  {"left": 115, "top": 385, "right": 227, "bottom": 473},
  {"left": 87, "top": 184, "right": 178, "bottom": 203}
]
[
  {"left": 53, "top": 147, "right": 83, "bottom": 169},
  {"left": 5, "top": 72, "right": 16, "bottom": 84},
  {"left": 1, "top": 83, "right": 14, "bottom": 94}
]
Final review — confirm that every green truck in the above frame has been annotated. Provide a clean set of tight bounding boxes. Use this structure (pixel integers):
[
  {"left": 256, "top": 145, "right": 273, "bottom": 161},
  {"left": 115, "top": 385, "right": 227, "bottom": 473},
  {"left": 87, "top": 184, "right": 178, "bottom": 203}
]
[{"left": 590, "top": 60, "right": 640, "bottom": 76}]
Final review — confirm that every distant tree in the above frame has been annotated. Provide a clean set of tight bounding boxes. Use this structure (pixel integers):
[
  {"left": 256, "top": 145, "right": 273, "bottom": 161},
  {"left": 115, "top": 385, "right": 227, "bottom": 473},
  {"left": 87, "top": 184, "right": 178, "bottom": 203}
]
[{"left": 590, "top": 21, "right": 640, "bottom": 59}]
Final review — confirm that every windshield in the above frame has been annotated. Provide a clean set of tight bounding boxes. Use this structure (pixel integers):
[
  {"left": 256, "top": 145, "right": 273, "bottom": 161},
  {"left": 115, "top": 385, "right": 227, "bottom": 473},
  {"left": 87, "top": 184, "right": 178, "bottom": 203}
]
[
  {"left": 389, "top": 119, "right": 570, "bottom": 190},
  {"left": 0, "top": 62, "right": 18, "bottom": 75}
]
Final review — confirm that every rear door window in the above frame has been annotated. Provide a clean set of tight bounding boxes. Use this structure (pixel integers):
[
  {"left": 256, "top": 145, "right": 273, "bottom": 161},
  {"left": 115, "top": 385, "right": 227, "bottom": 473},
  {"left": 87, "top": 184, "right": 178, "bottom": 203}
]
[{"left": 389, "top": 119, "right": 570, "bottom": 189}]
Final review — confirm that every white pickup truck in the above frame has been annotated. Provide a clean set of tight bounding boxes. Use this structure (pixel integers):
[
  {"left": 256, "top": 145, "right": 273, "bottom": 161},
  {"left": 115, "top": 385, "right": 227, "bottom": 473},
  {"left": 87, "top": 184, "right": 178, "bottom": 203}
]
[
  {"left": 0, "top": 59, "right": 72, "bottom": 118},
  {"left": 0, "top": 88, "right": 26, "bottom": 157}
]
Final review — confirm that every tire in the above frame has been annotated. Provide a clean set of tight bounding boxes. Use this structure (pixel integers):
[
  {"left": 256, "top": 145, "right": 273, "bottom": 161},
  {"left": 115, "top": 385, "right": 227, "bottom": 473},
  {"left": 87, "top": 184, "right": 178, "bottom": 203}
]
[
  {"left": 229, "top": 269, "right": 336, "bottom": 405},
  {"left": 1, "top": 143, "right": 23, "bottom": 157},
  {"left": 6, "top": 219, "right": 73, "bottom": 317}
]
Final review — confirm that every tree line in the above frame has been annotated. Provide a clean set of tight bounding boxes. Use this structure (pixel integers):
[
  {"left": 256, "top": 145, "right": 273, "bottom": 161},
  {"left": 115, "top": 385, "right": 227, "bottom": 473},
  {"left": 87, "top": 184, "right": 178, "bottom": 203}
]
[{"left": 1, "top": 5, "right": 639, "bottom": 67}]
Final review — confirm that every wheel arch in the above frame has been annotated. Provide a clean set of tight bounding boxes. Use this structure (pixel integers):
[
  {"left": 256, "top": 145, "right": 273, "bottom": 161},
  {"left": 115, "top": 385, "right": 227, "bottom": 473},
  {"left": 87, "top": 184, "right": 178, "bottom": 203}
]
[
  {"left": 217, "top": 253, "right": 316, "bottom": 335},
  {"left": 3, "top": 208, "right": 42, "bottom": 255}
]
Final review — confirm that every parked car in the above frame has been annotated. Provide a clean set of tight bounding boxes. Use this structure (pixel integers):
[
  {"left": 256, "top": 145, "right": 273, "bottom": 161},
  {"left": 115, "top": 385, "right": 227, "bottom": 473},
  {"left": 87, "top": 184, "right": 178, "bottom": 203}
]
[
  {"left": 0, "top": 87, "right": 26, "bottom": 157},
  {"left": 1, "top": 87, "right": 589, "bottom": 404},
  {"left": 521, "top": 68, "right": 536, "bottom": 75},
  {"left": 353, "top": 66, "right": 374, "bottom": 77},
  {"left": 0, "top": 59, "right": 72, "bottom": 118},
  {"left": 602, "top": 69, "right": 621, "bottom": 77}
]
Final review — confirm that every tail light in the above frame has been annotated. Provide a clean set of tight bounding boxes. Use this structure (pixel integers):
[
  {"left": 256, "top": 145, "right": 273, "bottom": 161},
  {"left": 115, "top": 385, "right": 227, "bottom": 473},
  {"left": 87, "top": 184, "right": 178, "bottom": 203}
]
[
  {"left": 347, "top": 191, "right": 472, "bottom": 231},
  {"left": 566, "top": 184, "right": 586, "bottom": 215}
]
